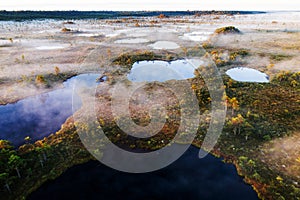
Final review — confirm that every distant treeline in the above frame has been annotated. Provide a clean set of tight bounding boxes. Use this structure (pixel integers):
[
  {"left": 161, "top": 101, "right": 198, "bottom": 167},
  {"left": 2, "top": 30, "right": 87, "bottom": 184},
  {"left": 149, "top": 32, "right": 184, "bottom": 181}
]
[{"left": 0, "top": 10, "right": 265, "bottom": 21}]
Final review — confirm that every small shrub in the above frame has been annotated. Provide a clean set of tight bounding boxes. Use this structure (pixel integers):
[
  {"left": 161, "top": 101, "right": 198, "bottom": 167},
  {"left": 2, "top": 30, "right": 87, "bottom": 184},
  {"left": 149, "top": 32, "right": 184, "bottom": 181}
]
[
  {"left": 202, "top": 42, "right": 213, "bottom": 49},
  {"left": 61, "top": 27, "right": 71, "bottom": 32},
  {"left": 35, "top": 75, "right": 46, "bottom": 85},
  {"left": 158, "top": 14, "right": 167, "bottom": 19},
  {"left": 214, "top": 26, "right": 241, "bottom": 34},
  {"left": 229, "top": 50, "right": 249, "bottom": 60},
  {"left": 0, "top": 140, "right": 13, "bottom": 149},
  {"left": 63, "top": 21, "right": 75, "bottom": 25},
  {"left": 54, "top": 66, "right": 60, "bottom": 75}
]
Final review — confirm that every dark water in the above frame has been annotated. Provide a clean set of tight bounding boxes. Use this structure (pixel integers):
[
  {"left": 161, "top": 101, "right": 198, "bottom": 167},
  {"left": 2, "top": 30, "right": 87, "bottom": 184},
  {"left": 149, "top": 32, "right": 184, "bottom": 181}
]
[
  {"left": 0, "top": 73, "right": 99, "bottom": 146},
  {"left": 29, "top": 145, "right": 258, "bottom": 200}
]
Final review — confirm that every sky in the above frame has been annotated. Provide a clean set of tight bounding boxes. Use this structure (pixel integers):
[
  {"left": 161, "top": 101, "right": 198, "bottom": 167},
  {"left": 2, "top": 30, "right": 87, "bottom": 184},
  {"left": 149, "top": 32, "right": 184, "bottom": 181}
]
[{"left": 0, "top": 0, "right": 299, "bottom": 11}]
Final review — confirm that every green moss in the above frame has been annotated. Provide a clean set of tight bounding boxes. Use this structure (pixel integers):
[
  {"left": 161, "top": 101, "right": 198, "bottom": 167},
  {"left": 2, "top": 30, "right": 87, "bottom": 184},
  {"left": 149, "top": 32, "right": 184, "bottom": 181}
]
[{"left": 272, "top": 71, "right": 300, "bottom": 87}]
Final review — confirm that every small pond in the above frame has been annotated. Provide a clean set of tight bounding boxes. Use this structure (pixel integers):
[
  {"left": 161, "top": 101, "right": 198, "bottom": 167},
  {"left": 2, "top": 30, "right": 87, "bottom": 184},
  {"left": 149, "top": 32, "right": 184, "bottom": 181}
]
[
  {"left": 28, "top": 145, "right": 258, "bottom": 200},
  {"left": 226, "top": 67, "right": 269, "bottom": 83},
  {"left": 0, "top": 39, "right": 12, "bottom": 47},
  {"left": 148, "top": 41, "right": 180, "bottom": 50},
  {"left": 35, "top": 46, "right": 65, "bottom": 50},
  {"left": 127, "top": 60, "right": 197, "bottom": 82},
  {"left": 181, "top": 31, "right": 212, "bottom": 42},
  {"left": 114, "top": 38, "right": 149, "bottom": 44},
  {"left": 0, "top": 74, "right": 100, "bottom": 146},
  {"left": 76, "top": 33, "right": 101, "bottom": 37}
]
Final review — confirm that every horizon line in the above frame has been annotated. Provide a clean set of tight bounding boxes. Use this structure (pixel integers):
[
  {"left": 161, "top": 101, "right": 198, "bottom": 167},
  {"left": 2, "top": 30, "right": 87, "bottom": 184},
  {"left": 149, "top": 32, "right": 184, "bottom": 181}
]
[{"left": 1, "top": 9, "right": 299, "bottom": 12}]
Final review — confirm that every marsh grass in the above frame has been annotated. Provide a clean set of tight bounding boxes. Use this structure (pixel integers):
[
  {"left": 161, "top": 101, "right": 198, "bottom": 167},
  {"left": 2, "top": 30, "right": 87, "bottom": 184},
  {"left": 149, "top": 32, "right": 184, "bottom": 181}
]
[
  {"left": 269, "top": 54, "right": 293, "bottom": 62},
  {"left": 207, "top": 48, "right": 250, "bottom": 67},
  {"left": 18, "top": 72, "right": 76, "bottom": 88}
]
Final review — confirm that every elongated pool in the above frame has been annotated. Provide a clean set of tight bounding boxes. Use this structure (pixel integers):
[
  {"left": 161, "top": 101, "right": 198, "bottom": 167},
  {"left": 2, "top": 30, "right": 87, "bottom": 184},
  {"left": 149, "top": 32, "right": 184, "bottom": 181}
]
[{"left": 0, "top": 73, "right": 100, "bottom": 146}]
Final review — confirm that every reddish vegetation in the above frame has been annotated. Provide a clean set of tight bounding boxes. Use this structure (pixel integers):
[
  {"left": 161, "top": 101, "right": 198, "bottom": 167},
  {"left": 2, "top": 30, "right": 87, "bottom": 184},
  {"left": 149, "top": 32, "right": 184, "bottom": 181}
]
[
  {"left": 61, "top": 27, "right": 71, "bottom": 32},
  {"left": 158, "top": 14, "right": 168, "bottom": 19}
]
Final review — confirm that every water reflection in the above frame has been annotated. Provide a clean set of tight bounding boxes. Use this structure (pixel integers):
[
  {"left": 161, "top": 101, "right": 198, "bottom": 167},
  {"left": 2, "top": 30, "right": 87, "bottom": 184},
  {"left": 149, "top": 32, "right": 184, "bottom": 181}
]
[
  {"left": 114, "top": 38, "right": 149, "bottom": 44},
  {"left": 0, "top": 74, "right": 100, "bottom": 146},
  {"left": 181, "top": 31, "right": 212, "bottom": 42},
  {"left": 29, "top": 145, "right": 258, "bottom": 200},
  {"left": 148, "top": 41, "right": 180, "bottom": 49},
  {"left": 36, "top": 46, "right": 65, "bottom": 50},
  {"left": 226, "top": 67, "right": 269, "bottom": 83},
  {"left": 128, "top": 60, "right": 197, "bottom": 82}
]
